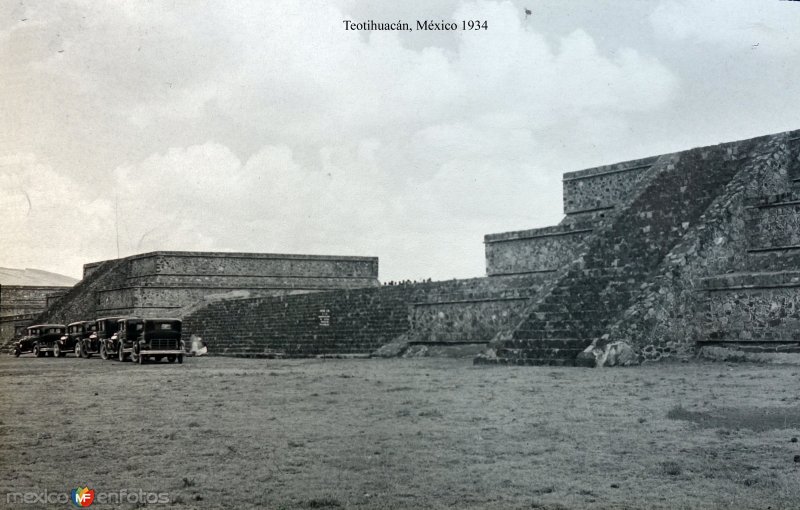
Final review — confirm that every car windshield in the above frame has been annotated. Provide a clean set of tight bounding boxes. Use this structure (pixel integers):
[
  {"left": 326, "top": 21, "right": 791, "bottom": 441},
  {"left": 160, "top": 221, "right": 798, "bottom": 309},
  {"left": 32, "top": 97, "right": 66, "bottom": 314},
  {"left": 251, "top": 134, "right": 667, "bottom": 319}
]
[{"left": 145, "top": 321, "right": 181, "bottom": 332}]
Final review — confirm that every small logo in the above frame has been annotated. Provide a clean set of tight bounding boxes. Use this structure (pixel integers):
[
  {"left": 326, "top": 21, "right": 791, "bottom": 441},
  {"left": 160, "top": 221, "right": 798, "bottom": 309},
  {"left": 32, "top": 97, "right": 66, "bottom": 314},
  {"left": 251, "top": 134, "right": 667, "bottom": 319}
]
[{"left": 71, "top": 486, "right": 95, "bottom": 507}]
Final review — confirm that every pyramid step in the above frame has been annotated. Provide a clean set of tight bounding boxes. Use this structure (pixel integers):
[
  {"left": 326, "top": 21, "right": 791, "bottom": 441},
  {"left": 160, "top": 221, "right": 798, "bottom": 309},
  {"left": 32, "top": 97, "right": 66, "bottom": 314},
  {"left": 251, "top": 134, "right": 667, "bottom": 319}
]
[
  {"left": 474, "top": 356, "right": 584, "bottom": 367},
  {"left": 514, "top": 321, "right": 586, "bottom": 339},
  {"left": 502, "top": 338, "right": 589, "bottom": 350},
  {"left": 513, "top": 329, "right": 575, "bottom": 339},
  {"left": 514, "top": 323, "right": 603, "bottom": 337},
  {"left": 564, "top": 311, "right": 609, "bottom": 321},
  {"left": 518, "top": 358, "right": 578, "bottom": 367},
  {"left": 539, "top": 302, "right": 583, "bottom": 311},
  {"left": 497, "top": 347, "right": 584, "bottom": 360}
]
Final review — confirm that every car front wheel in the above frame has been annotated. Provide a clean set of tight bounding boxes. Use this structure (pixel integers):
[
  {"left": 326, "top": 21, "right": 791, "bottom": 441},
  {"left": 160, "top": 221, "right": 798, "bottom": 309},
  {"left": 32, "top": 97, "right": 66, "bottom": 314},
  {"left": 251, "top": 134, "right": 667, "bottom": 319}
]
[
  {"left": 74, "top": 341, "right": 82, "bottom": 358},
  {"left": 13, "top": 347, "right": 21, "bottom": 357},
  {"left": 100, "top": 344, "right": 109, "bottom": 360},
  {"left": 53, "top": 343, "right": 65, "bottom": 358},
  {"left": 33, "top": 344, "right": 43, "bottom": 357}
]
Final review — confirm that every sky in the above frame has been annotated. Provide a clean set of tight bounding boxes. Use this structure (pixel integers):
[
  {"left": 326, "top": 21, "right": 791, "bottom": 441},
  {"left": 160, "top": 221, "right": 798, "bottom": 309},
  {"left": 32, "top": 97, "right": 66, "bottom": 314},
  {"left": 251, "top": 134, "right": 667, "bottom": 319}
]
[{"left": 2, "top": 0, "right": 800, "bottom": 282}]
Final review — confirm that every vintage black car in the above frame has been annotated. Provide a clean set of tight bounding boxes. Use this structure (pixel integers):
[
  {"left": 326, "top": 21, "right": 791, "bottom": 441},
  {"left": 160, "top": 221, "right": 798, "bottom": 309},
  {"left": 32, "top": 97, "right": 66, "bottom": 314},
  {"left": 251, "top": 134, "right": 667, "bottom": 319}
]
[
  {"left": 132, "top": 319, "right": 185, "bottom": 364},
  {"left": 100, "top": 318, "right": 140, "bottom": 361},
  {"left": 54, "top": 322, "right": 91, "bottom": 357},
  {"left": 72, "top": 320, "right": 98, "bottom": 358},
  {"left": 85, "top": 317, "right": 124, "bottom": 359},
  {"left": 13, "top": 324, "right": 67, "bottom": 357}
]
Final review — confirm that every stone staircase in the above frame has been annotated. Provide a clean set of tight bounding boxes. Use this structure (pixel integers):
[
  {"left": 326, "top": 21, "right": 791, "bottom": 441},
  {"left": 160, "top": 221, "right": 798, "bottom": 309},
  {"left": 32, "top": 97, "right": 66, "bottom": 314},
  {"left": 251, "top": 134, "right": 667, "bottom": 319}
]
[
  {"left": 790, "top": 134, "right": 800, "bottom": 188},
  {"left": 32, "top": 258, "right": 128, "bottom": 325},
  {"left": 477, "top": 138, "right": 758, "bottom": 366}
]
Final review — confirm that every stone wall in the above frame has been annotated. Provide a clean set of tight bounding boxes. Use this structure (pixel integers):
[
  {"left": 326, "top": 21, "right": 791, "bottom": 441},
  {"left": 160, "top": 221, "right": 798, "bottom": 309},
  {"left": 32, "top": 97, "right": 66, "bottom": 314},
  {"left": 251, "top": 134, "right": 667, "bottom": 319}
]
[
  {"left": 124, "top": 251, "right": 377, "bottom": 280},
  {"left": 0, "top": 285, "right": 72, "bottom": 317},
  {"left": 562, "top": 156, "right": 658, "bottom": 221},
  {"left": 182, "top": 283, "right": 425, "bottom": 357},
  {"left": 699, "top": 272, "right": 800, "bottom": 344},
  {"left": 0, "top": 285, "right": 73, "bottom": 347},
  {"left": 745, "top": 195, "right": 800, "bottom": 251},
  {"left": 409, "top": 297, "right": 529, "bottom": 344},
  {"left": 407, "top": 273, "right": 549, "bottom": 343},
  {"left": 96, "top": 286, "right": 295, "bottom": 318},
  {"left": 484, "top": 221, "right": 596, "bottom": 276},
  {"left": 182, "top": 274, "right": 547, "bottom": 357}
]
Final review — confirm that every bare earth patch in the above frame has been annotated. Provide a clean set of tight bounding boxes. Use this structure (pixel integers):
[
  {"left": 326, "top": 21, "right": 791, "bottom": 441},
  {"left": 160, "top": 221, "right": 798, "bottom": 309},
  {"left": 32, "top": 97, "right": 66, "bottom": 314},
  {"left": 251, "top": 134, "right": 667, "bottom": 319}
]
[{"left": 0, "top": 356, "right": 799, "bottom": 509}]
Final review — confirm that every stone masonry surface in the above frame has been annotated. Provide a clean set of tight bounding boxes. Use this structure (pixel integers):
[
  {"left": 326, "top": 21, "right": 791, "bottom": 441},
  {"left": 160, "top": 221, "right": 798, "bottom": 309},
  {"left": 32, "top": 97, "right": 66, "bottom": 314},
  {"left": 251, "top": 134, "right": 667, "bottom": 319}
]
[
  {"left": 600, "top": 133, "right": 795, "bottom": 361},
  {"left": 477, "top": 129, "right": 800, "bottom": 366},
  {"left": 31, "top": 251, "right": 379, "bottom": 328},
  {"left": 484, "top": 221, "right": 597, "bottom": 276},
  {"left": 182, "top": 274, "right": 549, "bottom": 357},
  {"left": 0, "top": 285, "right": 72, "bottom": 348}
]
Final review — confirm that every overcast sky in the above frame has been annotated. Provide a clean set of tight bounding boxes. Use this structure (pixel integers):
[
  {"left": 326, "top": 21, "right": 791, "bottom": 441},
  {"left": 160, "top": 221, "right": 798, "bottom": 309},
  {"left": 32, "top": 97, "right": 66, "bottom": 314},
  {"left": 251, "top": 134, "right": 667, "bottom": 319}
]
[{"left": 2, "top": 0, "right": 800, "bottom": 282}]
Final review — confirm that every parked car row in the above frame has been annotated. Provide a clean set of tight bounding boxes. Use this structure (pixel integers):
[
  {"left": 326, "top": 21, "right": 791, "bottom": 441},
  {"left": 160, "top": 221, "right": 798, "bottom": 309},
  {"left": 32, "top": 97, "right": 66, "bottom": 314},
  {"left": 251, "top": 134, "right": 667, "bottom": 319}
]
[{"left": 13, "top": 317, "right": 185, "bottom": 364}]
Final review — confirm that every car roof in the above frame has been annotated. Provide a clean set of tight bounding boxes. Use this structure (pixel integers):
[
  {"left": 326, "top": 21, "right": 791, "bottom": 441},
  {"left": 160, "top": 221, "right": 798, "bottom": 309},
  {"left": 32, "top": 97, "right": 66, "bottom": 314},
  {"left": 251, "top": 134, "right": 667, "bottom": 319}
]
[{"left": 29, "top": 324, "right": 66, "bottom": 328}]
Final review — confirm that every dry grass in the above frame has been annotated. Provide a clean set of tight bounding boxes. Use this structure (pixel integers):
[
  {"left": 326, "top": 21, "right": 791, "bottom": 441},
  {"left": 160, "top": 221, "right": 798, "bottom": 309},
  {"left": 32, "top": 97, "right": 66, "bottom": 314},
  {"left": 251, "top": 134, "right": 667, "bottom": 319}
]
[{"left": 0, "top": 355, "right": 799, "bottom": 509}]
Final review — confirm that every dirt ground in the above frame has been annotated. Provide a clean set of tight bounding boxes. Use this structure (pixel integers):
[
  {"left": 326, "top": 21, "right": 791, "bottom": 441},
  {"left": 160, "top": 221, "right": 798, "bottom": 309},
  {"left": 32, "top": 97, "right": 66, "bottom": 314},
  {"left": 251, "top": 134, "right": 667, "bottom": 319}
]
[{"left": 1, "top": 354, "right": 799, "bottom": 510}]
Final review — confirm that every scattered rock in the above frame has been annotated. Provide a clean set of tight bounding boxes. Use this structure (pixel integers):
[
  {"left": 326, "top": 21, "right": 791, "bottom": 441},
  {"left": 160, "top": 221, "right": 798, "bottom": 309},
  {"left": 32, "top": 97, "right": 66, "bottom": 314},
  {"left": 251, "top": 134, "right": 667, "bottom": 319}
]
[
  {"left": 371, "top": 336, "right": 410, "bottom": 358},
  {"left": 575, "top": 345, "right": 603, "bottom": 367},
  {"left": 603, "top": 341, "right": 638, "bottom": 367},
  {"left": 577, "top": 339, "right": 639, "bottom": 367},
  {"left": 791, "top": 437, "right": 797, "bottom": 443},
  {"left": 473, "top": 348, "right": 498, "bottom": 363}
]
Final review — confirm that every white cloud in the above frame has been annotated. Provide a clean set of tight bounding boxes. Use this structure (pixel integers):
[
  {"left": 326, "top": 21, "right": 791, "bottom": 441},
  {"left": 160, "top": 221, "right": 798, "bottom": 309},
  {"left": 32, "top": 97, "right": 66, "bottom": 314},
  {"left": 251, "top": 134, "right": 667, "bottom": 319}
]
[{"left": 0, "top": 154, "right": 114, "bottom": 274}]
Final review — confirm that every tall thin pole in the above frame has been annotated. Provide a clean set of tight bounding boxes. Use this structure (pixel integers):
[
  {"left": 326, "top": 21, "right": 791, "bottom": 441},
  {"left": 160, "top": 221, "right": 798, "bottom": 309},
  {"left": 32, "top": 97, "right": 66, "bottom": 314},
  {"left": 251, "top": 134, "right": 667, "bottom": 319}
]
[{"left": 115, "top": 191, "right": 120, "bottom": 259}]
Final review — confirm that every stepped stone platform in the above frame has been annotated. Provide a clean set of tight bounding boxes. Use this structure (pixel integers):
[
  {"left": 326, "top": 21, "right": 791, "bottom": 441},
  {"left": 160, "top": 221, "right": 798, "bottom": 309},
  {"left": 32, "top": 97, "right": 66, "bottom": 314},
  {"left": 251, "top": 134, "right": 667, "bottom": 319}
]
[
  {"left": 32, "top": 251, "right": 380, "bottom": 327},
  {"left": 476, "top": 129, "right": 800, "bottom": 366}
]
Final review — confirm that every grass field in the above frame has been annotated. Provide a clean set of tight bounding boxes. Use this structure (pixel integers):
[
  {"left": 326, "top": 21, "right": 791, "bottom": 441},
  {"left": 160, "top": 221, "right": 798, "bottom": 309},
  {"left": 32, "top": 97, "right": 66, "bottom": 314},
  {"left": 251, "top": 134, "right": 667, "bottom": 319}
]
[{"left": 1, "top": 354, "right": 799, "bottom": 509}]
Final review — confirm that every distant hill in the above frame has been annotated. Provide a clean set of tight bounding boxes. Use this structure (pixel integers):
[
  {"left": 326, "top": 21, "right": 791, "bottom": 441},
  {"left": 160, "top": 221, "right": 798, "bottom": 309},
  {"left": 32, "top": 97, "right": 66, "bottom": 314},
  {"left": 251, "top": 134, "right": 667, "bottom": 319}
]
[{"left": 0, "top": 267, "right": 78, "bottom": 287}]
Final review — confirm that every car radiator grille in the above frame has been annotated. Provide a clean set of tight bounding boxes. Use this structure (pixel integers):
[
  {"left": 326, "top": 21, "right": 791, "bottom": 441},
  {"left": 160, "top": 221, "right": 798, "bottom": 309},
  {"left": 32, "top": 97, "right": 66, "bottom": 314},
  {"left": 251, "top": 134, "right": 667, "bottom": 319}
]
[{"left": 148, "top": 338, "right": 179, "bottom": 350}]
